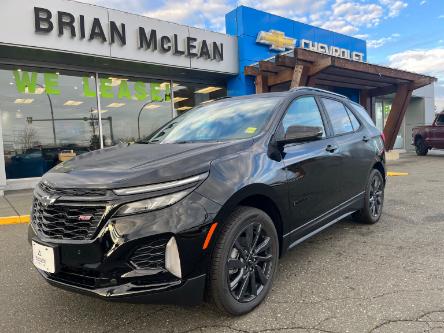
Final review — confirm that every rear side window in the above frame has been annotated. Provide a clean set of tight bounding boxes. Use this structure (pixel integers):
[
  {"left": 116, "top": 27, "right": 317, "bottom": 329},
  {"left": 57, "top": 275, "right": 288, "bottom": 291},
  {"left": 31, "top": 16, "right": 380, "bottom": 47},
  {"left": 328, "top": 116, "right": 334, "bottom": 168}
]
[
  {"left": 351, "top": 102, "right": 375, "bottom": 125},
  {"left": 282, "top": 96, "right": 326, "bottom": 137},
  {"left": 345, "top": 106, "right": 361, "bottom": 131},
  {"left": 321, "top": 98, "right": 353, "bottom": 135}
]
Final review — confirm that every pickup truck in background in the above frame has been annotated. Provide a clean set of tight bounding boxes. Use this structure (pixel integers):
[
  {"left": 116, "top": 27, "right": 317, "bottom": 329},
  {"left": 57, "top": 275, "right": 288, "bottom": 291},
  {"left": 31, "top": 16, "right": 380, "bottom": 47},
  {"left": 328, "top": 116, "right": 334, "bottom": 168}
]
[{"left": 412, "top": 112, "right": 444, "bottom": 155}]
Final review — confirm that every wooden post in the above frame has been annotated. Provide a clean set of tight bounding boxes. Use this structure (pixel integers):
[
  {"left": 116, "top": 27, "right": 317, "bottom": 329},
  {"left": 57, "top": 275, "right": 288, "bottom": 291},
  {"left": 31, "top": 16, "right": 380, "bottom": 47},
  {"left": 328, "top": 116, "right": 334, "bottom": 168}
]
[
  {"left": 383, "top": 84, "right": 413, "bottom": 150},
  {"left": 255, "top": 75, "right": 269, "bottom": 93},
  {"left": 290, "top": 65, "right": 308, "bottom": 88}
]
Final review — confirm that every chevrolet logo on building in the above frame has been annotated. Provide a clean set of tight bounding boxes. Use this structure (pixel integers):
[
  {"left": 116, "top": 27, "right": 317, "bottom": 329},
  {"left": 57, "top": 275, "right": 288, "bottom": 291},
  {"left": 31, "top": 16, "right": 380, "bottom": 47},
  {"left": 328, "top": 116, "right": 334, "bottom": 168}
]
[{"left": 256, "top": 30, "right": 296, "bottom": 51}]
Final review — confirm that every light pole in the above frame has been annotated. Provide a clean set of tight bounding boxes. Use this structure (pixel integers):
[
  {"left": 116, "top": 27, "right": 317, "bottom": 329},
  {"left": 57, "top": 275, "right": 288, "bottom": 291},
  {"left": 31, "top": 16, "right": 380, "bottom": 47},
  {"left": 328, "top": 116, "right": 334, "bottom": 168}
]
[
  {"left": 137, "top": 100, "right": 155, "bottom": 140},
  {"left": 36, "top": 83, "right": 57, "bottom": 145}
]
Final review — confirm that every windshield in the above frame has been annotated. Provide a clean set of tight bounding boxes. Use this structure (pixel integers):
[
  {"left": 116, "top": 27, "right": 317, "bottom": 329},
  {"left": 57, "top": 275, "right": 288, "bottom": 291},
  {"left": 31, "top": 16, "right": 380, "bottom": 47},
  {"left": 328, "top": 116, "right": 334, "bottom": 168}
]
[{"left": 144, "top": 96, "right": 282, "bottom": 143}]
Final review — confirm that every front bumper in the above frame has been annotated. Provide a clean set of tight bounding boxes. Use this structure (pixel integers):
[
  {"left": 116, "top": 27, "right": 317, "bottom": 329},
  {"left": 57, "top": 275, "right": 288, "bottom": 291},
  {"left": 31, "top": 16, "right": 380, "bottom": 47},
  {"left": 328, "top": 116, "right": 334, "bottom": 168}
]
[
  {"left": 39, "top": 268, "right": 206, "bottom": 305},
  {"left": 28, "top": 189, "right": 221, "bottom": 305}
]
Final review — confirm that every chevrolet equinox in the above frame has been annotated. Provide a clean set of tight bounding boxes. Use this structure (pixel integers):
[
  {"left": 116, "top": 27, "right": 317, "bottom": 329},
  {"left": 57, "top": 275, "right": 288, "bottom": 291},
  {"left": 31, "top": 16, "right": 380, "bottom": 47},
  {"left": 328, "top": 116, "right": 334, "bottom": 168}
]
[{"left": 29, "top": 87, "right": 386, "bottom": 315}]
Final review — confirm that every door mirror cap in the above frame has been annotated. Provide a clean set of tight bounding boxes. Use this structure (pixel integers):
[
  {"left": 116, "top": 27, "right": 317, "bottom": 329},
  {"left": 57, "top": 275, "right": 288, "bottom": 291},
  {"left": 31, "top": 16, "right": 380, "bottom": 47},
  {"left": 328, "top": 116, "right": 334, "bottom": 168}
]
[{"left": 278, "top": 125, "right": 323, "bottom": 145}]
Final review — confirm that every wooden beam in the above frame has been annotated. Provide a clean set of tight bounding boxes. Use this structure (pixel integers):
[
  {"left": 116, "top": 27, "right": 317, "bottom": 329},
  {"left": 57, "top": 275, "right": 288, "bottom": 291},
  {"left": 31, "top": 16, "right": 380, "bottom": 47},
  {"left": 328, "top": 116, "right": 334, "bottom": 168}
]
[
  {"left": 268, "top": 69, "right": 293, "bottom": 86},
  {"left": 368, "top": 84, "right": 398, "bottom": 97},
  {"left": 359, "top": 90, "right": 373, "bottom": 119},
  {"left": 259, "top": 61, "right": 284, "bottom": 73},
  {"left": 313, "top": 79, "right": 375, "bottom": 90},
  {"left": 295, "top": 48, "right": 436, "bottom": 82},
  {"left": 244, "top": 66, "right": 259, "bottom": 76},
  {"left": 255, "top": 74, "right": 269, "bottom": 93},
  {"left": 383, "top": 84, "right": 413, "bottom": 150},
  {"left": 316, "top": 73, "right": 387, "bottom": 88},
  {"left": 275, "top": 54, "right": 297, "bottom": 68},
  {"left": 290, "top": 65, "right": 309, "bottom": 88},
  {"left": 307, "top": 58, "right": 333, "bottom": 77}
]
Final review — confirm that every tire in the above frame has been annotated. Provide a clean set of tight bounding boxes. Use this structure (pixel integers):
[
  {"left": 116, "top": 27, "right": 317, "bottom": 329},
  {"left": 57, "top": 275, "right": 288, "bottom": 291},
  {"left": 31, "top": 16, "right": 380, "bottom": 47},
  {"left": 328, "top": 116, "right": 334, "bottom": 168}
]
[
  {"left": 415, "top": 137, "right": 429, "bottom": 156},
  {"left": 354, "top": 169, "right": 385, "bottom": 224},
  {"left": 208, "top": 206, "right": 279, "bottom": 315}
]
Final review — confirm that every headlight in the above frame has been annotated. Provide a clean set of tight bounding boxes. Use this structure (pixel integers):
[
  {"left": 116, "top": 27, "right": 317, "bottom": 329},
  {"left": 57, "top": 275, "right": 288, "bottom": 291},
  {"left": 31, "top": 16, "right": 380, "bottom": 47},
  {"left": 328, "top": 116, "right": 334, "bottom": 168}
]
[
  {"left": 113, "top": 172, "right": 208, "bottom": 196},
  {"left": 115, "top": 189, "right": 191, "bottom": 216}
]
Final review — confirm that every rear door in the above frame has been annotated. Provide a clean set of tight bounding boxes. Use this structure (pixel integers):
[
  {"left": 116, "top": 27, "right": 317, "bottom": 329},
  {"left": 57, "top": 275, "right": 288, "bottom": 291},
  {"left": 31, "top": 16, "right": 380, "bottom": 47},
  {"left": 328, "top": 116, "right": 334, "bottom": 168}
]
[
  {"left": 319, "top": 97, "right": 374, "bottom": 203},
  {"left": 279, "top": 95, "right": 343, "bottom": 231}
]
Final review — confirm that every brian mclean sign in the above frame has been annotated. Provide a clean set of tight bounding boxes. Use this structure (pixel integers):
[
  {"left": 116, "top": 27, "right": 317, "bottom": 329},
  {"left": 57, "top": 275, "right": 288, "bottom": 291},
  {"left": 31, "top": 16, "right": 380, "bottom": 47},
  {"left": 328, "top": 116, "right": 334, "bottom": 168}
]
[{"left": 0, "top": 0, "right": 238, "bottom": 74}]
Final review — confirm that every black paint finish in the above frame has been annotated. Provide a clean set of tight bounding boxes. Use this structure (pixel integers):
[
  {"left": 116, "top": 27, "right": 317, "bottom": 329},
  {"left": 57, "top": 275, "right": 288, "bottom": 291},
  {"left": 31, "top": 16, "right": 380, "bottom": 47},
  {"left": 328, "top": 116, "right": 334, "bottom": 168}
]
[{"left": 29, "top": 88, "right": 385, "bottom": 304}]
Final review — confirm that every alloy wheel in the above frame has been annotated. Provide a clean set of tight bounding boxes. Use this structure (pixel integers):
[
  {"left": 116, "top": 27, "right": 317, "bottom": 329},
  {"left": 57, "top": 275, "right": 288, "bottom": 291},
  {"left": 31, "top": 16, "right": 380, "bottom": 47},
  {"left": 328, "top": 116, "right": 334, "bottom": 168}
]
[
  {"left": 226, "top": 222, "right": 273, "bottom": 303},
  {"left": 369, "top": 175, "right": 384, "bottom": 218}
]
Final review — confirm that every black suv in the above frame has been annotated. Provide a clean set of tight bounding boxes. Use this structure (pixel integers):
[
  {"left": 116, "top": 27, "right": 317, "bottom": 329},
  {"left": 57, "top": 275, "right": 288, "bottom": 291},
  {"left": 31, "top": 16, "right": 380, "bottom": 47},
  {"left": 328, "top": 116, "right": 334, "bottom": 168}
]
[{"left": 29, "top": 88, "right": 385, "bottom": 315}]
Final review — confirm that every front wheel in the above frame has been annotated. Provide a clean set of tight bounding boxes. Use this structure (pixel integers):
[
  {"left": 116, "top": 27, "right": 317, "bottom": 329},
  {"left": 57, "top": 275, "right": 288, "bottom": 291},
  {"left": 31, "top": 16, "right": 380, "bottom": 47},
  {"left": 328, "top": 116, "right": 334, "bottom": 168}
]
[
  {"left": 415, "top": 137, "right": 429, "bottom": 156},
  {"left": 354, "top": 169, "right": 385, "bottom": 224},
  {"left": 208, "top": 206, "right": 279, "bottom": 315}
]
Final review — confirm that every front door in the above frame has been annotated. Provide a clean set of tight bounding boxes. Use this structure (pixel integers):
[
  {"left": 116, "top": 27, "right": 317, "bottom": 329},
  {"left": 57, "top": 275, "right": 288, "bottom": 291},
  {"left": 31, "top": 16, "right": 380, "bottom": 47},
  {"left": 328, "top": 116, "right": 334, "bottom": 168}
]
[
  {"left": 279, "top": 96, "right": 343, "bottom": 234},
  {"left": 431, "top": 114, "right": 444, "bottom": 149}
]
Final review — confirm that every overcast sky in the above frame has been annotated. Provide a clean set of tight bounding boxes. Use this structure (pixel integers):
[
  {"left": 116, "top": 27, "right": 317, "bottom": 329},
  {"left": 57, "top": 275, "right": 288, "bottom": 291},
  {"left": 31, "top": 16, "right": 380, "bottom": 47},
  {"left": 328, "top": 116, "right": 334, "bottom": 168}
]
[{"left": 77, "top": 0, "right": 444, "bottom": 111}]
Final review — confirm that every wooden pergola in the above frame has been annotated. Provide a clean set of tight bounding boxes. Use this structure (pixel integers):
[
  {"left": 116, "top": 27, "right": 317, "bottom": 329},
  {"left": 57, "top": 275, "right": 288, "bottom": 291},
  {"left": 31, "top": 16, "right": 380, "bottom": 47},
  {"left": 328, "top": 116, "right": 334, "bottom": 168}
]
[{"left": 245, "top": 48, "right": 436, "bottom": 150}]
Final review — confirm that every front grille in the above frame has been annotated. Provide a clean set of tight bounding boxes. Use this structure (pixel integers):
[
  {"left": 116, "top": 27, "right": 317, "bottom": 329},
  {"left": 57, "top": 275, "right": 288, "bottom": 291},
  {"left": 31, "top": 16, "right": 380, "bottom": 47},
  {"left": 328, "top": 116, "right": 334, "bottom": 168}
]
[
  {"left": 31, "top": 197, "right": 106, "bottom": 240},
  {"left": 129, "top": 238, "right": 169, "bottom": 270},
  {"left": 39, "top": 182, "right": 107, "bottom": 197}
]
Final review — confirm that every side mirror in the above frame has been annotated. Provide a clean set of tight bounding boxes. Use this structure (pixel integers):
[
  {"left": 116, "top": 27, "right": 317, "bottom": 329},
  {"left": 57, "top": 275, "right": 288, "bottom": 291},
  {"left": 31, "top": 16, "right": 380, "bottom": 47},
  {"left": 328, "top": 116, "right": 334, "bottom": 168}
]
[{"left": 278, "top": 125, "right": 323, "bottom": 145}]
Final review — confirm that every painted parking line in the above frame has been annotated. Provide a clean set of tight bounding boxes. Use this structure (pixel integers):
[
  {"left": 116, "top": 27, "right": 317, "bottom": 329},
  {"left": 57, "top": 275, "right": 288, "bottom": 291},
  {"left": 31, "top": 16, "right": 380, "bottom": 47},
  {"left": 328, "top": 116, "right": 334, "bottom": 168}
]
[
  {"left": 0, "top": 215, "right": 30, "bottom": 225},
  {"left": 387, "top": 171, "right": 409, "bottom": 177}
]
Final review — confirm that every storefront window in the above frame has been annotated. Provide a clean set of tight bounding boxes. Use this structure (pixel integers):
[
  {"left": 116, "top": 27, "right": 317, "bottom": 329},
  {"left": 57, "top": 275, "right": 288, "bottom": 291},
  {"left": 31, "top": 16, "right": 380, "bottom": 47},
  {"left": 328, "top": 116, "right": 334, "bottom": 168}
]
[
  {"left": 98, "top": 75, "right": 173, "bottom": 145},
  {"left": 0, "top": 66, "right": 99, "bottom": 179},
  {"left": 375, "top": 98, "right": 404, "bottom": 149},
  {"left": 0, "top": 64, "right": 227, "bottom": 180},
  {"left": 172, "top": 82, "right": 227, "bottom": 115}
]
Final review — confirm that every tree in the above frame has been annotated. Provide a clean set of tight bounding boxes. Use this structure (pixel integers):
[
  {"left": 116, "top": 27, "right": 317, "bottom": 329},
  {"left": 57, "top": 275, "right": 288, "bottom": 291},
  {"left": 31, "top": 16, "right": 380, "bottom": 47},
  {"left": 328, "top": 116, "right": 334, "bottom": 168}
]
[{"left": 18, "top": 126, "right": 40, "bottom": 150}]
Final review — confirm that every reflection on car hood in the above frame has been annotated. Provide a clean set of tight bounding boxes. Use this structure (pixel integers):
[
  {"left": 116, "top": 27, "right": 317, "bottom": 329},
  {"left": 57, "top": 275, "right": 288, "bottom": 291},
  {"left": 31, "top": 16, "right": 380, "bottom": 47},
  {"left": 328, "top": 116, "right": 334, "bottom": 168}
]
[{"left": 43, "top": 141, "right": 253, "bottom": 189}]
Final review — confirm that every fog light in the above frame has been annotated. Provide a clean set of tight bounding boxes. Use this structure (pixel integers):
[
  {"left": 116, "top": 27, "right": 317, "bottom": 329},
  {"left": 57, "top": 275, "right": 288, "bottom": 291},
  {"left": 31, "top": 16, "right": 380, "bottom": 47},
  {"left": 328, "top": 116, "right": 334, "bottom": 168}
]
[{"left": 165, "top": 237, "right": 182, "bottom": 278}]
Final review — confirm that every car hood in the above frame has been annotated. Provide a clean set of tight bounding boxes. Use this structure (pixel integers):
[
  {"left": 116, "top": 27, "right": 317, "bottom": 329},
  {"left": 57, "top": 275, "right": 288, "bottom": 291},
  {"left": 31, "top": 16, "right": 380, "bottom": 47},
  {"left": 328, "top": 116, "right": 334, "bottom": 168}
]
[{"left": 43, "top": 140, "right": 253, "bottom": 189}]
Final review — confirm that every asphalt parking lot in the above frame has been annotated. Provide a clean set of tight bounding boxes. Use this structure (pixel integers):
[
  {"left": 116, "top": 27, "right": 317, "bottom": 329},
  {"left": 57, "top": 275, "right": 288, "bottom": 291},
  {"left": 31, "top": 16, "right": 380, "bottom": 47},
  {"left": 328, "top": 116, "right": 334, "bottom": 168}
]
[{"left": 1, "top": 151, "right": 444, "bottom": 333}]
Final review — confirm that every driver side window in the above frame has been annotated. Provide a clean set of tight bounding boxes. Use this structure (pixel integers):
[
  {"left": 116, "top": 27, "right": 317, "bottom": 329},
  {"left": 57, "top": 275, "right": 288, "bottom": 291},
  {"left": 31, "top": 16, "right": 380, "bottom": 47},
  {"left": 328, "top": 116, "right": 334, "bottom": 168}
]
[
  {"left": 282, "top": 96, "right": 326, "bottom": 137},
  {"left": 436, "top": 114, "right": 444, "bottom": 125}
]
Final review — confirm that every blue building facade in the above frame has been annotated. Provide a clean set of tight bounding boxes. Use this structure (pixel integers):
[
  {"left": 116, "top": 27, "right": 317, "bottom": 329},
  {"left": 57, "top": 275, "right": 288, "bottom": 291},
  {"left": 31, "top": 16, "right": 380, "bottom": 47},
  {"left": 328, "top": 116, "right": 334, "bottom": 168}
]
[{"left": 225, "top": 6, "right": 367, "bottom": 102}]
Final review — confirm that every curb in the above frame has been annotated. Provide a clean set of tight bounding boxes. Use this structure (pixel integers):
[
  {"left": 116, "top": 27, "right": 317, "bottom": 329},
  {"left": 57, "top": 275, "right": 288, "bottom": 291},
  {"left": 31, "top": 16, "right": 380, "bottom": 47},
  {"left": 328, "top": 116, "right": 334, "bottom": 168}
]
[{"left": 0, "top": 215, "right": 30, "bottom": 225}]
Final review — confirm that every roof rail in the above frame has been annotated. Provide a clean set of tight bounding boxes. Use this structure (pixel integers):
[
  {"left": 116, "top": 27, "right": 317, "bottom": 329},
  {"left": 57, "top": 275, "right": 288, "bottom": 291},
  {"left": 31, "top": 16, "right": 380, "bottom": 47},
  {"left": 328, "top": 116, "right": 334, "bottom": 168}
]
[{"left": 290, "top": 87, "right": 349, "bottom": 99}]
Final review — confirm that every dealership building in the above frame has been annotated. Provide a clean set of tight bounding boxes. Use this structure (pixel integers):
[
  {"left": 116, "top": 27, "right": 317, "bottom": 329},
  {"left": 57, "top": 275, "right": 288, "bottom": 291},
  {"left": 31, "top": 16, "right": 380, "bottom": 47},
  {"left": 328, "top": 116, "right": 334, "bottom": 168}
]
[{"left": 0, "top": 0, "right": 436, "bottom": 192}]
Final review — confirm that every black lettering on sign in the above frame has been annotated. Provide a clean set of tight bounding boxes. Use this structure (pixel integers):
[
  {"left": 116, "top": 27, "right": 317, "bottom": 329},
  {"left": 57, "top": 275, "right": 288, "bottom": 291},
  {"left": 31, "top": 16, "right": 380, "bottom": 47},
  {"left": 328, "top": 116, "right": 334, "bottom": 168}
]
[
  {"left": 160, "top": 36, "right": 171, "bottom": 52},
  {"left": 199, "top": 40, "right": 211, "bottom": 59},
  {"left": 173, "top": 34, "right": 185, "bottom": 55},
  {"left": 57, "top": 11, "right": 76, "bottom": 37},
  {"left": 34, "top": 7, "right": 53, "bottom": 33},
  {"left": 186, "top": 37, "right": 198, "bottom": 57},
  {"left": 79, "top": 15, "right": 85, "bottom": 39},
  {"left": 139, "top": 27, "right": 157, "bottom": 50},
  {"left": 110, "top": 21, "right": 126, "bottom": 45},
  {"left": 212, "top": 42, "right": 223, "bottom": 61},
  {"left": 89, "top": 18, "right": 107, "bottom": 43}
]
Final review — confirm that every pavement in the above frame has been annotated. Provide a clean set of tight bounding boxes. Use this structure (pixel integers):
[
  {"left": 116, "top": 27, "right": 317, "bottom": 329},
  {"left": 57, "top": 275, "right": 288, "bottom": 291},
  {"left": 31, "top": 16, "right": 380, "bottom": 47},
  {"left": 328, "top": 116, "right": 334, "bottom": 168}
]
[
  {"left": 0, "top": 189, "right": 33, "bottom": 217},
  {"left": 1, "top": 151, "right": 444, "bottom": 332}
]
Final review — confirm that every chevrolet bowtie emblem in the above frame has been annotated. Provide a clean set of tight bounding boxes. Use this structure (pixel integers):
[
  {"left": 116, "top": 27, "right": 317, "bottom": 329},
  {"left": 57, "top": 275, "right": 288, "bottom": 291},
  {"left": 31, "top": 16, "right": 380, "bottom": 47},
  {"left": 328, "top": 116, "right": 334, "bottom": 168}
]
[{"left": 256, "top": 30, "right": 296, "bottom": 51}]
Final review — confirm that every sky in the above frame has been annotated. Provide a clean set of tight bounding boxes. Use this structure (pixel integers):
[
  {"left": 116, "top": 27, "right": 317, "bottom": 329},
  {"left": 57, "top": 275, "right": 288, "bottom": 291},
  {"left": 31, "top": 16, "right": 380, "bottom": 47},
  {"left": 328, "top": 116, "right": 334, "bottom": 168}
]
[{"left": 77, "top": 0, "right": 444, "bottom": 111}]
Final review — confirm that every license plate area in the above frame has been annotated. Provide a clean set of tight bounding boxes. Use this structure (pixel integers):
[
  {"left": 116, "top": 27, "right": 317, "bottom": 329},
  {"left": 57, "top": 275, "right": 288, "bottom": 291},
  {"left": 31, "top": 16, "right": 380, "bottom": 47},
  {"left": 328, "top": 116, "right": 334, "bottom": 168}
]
[{"left": 32, "top": 240, "right": 59, "bottom": 274}]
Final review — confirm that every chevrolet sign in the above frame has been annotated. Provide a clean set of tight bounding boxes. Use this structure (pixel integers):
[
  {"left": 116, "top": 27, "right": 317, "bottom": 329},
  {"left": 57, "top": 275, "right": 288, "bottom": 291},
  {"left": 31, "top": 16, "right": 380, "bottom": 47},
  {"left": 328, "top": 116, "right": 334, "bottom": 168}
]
[
  {"left": 256, "top": 30, "right": 365, "bottom": 62},
  {"left": 256, "top": 30, "right": 296, "bottom": 51}
]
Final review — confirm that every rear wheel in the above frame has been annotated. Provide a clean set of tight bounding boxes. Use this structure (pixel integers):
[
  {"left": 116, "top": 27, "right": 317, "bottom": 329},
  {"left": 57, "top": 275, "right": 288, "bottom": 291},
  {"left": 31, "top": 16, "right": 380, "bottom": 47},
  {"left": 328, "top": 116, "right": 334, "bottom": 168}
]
[
  {"left": 354, "top": 169, "right": 384, "bottom": 224},
  {"left": 208, "top": 206, "right": 279, "bottom": 315},
  {"left": 415, "top": 137, "right": 429, "bottom": 156}
]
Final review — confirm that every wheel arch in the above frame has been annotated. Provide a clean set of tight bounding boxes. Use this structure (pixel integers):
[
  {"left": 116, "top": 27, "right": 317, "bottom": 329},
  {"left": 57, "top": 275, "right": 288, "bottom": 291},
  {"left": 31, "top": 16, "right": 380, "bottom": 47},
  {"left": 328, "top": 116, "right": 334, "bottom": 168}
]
[
  {"left": 372, "top": 161, "right": 386, "bottom": 184},
  {"left": 414, "top": 133, "right": 423, "bottom": 144},
  {"left": 213, "top": 184, "right": 286, "bottom": 256}
]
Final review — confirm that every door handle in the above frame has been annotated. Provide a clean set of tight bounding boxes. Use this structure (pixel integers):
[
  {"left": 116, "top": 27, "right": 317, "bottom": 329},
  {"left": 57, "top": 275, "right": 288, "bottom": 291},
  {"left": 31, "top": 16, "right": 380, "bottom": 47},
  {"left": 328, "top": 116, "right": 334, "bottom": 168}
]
[
  {"left": 325, "top": 144, "right": 338, "bottom": 153},
  {"left": 362, "top": 136, "right": 370, "bottom": 142}
]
